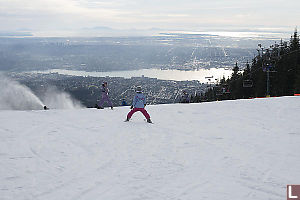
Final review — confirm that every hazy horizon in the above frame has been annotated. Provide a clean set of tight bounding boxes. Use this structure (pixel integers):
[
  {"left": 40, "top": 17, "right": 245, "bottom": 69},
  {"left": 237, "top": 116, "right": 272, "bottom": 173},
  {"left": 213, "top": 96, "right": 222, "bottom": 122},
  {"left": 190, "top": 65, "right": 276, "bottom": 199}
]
[{"left": 0, "top": 0, "right": 299, "bottom": 37}]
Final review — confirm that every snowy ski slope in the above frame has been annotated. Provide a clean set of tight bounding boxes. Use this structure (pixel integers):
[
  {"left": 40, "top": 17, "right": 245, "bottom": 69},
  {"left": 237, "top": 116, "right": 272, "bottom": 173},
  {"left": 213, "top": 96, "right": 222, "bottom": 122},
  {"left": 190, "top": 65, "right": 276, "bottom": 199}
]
[{"left": 1, "top": 96, "right": 300, "bottom": 200}]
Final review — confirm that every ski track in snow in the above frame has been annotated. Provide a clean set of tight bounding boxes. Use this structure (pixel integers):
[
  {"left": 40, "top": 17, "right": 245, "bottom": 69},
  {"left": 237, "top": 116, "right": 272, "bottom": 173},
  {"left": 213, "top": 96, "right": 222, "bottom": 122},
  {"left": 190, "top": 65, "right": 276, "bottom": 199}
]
[{"left": 0, "top": 96, "right": 300, "bottom": 200}]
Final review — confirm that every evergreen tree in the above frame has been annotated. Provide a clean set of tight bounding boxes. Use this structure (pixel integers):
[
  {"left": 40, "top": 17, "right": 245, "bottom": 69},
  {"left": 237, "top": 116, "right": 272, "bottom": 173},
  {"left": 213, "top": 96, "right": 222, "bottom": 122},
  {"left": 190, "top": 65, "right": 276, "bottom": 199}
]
[
  {"left": 290, "top": 28, "right": 300, "bottom": 51},
  {"left": 220, "top": 76, "right": 226, "bottom": 85},
  {"left": 229, "top": 62, "right": 242, "bottom": 99},
  {"left": 204, "top": 29, "right": 300, "bottom": 101},
  {"left": 243, "top": 62, "right": 251, "bottom": 77},
  {"left": 232, "top": 62, "right": 240, "bottom": 79},
  {"left": 242, "top": 62, "right": 253, "bottom": 98},
  {"left": 294, "top": 66, "right": 300, "bottom": 94}
]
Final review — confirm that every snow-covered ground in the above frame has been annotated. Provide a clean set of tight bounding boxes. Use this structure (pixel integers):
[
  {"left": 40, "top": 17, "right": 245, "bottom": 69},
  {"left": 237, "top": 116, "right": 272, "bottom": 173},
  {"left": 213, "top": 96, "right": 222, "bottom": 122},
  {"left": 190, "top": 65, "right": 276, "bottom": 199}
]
[{"left": 1, "top": 97, "right": 299, "bottom": 200}]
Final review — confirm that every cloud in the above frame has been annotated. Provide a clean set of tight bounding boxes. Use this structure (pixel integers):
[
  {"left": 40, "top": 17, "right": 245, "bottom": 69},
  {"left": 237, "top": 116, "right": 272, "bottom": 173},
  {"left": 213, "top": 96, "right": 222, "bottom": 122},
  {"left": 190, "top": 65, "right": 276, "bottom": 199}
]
[
  {"left": 0, "top": 0, "right": 127, "bottom": 31},
  {"left": 0, "top": 0, "right": 299, "bottom": 34}
]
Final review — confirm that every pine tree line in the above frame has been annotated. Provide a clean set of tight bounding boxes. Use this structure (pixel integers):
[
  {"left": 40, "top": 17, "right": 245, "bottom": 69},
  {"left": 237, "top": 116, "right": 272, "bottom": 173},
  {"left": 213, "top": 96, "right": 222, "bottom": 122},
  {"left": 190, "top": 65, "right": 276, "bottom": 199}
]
[{"left": 197, "top": 29, "right": 300, "bottom": 102}]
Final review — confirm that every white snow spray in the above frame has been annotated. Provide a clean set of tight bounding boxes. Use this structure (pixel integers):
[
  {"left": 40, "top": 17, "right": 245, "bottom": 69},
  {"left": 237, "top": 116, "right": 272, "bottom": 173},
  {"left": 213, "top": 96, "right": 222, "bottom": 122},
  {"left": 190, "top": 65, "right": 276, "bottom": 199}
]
[
  {"left": 0, "top": 75, "right": 83, "bottom": 110},
  {"left": 41, "top": 86, "right": 83, "bottom": 109},
  {"left": 0, "top": 76, "right": 44, "bottom": 110}
]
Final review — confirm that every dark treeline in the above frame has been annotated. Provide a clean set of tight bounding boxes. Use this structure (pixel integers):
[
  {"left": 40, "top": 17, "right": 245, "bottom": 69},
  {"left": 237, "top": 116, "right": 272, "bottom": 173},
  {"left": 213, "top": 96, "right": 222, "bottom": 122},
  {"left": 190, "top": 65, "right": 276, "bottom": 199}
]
[{"left": 193, "top": 29, "right": 300, "bottom": 102}]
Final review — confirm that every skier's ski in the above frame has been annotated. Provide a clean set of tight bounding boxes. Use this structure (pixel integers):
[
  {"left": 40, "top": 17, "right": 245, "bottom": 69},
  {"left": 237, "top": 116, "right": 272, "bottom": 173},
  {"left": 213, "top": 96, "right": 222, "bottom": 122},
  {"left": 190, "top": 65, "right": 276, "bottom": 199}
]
[
  {"left": 124, "top": 120, "right": 153, "bottom": 124},
  {"left": 144, "top": 119, "right": 153, "bottom": 124},
  {"left": 147, "top": 119, "right": 153, "bottom": 124},
  {"left": 95, "top": 104, "right": 104, "bottom": 109}
]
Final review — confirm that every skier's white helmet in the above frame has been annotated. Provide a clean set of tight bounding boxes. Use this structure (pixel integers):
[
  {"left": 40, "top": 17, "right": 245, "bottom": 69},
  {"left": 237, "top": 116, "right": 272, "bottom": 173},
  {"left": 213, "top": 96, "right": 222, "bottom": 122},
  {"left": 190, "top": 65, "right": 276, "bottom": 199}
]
[{"left": 136, "top": 86, "right": 142, "bottom": 92}]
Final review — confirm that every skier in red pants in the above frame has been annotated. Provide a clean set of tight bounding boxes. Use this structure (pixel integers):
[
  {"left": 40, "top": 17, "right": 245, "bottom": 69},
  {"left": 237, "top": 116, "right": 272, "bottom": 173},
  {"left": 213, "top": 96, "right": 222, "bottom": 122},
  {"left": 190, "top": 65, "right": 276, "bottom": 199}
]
[{"left": 125, "top": 86, "right": 152, "bottom": 123}]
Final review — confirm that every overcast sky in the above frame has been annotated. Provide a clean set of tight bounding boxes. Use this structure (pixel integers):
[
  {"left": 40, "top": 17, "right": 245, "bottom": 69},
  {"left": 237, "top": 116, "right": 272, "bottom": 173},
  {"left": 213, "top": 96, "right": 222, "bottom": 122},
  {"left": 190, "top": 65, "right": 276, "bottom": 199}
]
[{"left": 0, "top": 0, "right": 299, "bottom": 36}]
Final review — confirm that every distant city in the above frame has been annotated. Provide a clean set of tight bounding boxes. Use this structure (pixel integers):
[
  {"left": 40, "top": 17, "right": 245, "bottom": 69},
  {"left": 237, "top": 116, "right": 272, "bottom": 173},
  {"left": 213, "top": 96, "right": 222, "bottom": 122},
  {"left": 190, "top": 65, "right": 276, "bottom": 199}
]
[
  {"left": 1, "top": 33, "right": 281, "bottom": 107},
  {"left": 8, "top": 72, "right": 207, "bottom": 107},
  {"left": 0, "top": 33, "right": 278, "bottom": 73}
]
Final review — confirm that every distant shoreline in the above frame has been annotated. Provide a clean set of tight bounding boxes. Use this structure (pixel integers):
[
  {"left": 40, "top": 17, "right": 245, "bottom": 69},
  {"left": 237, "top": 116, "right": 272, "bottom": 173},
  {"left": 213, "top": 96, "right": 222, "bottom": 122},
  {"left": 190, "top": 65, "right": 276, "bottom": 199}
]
[{"left": 29, "top": 68, "right": 233, "bottom": 83}]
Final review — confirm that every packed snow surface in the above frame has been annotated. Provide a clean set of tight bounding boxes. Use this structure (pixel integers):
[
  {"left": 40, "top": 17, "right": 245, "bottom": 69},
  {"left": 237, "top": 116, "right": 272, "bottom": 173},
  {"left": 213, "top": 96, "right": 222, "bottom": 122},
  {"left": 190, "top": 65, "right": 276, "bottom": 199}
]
[{"left": 1, "top": 97, "right": 300, "bottom": 200}]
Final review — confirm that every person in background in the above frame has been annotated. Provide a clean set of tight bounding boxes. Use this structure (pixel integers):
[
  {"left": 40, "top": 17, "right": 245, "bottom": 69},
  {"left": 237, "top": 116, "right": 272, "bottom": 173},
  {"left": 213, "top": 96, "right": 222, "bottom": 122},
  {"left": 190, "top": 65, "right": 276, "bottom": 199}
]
[
  {"left": 180, "top": 90, "right": 190, "bottom": 103},
  {"left": 121, "top": 98, "right": 128, "bottom": 106},
  {"left": 96, "top": 81, "right": 113, "bottom": 109},
  {"left": 125, "top": 86, "right": 152, "bottom": 123}
]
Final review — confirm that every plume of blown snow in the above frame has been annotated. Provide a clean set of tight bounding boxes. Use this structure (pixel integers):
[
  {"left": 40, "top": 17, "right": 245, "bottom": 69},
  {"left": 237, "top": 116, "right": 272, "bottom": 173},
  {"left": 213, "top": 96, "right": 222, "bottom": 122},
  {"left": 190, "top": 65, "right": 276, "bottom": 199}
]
[
  {"left": 0, "top": 76, "right": 44, "bottom": 110},
  {"left": 0, "top": 74, "right": 83, "bottom": 110},
  {"left": 41, "top": 86, "right": 83, "bottom": 109}
]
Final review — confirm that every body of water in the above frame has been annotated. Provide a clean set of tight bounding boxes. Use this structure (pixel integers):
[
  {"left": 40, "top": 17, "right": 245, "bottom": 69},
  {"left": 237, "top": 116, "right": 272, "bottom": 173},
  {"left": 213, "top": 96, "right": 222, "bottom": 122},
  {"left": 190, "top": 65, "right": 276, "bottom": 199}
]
[{"left": 33, "top": 68, "right": 233, "bottom": 83}]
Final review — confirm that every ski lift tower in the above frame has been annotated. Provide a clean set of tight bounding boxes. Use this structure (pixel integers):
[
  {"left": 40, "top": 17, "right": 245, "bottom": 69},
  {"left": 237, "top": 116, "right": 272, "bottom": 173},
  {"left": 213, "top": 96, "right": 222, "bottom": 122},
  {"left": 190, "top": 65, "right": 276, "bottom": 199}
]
[
  {"left": 205, "top": 76, "right": 214, "bottom": 89},
  {"left": 258, "top": 44, "right": 276, "bottom": 97}
]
